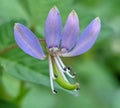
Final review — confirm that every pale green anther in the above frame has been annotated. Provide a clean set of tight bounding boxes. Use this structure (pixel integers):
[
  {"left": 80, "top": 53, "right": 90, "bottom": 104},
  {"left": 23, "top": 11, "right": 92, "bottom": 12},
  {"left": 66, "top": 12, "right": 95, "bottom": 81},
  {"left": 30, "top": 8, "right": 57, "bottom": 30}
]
[{"left": 52, "top": 58, "right": 80, "bottom": 90}]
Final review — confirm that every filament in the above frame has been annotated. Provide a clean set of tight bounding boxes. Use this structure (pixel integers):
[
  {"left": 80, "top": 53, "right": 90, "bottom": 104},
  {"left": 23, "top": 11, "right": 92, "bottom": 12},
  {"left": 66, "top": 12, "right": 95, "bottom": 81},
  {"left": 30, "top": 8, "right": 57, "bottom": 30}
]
[
  {"left": 54, "top": 56, "right": 69, "bottom": 82},
  {"left": 48, "top": 55, "right": 57, "bottom": 94},
  {"left": 56, "top": 55, "right": 75, "bottom": 78}
]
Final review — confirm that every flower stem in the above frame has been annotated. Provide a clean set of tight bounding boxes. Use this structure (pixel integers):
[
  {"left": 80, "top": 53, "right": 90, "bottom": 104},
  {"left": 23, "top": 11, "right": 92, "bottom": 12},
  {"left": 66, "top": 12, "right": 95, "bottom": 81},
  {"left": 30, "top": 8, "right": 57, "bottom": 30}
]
[{"left": 0, "top": 44, "right": 17, "bottom": 55}]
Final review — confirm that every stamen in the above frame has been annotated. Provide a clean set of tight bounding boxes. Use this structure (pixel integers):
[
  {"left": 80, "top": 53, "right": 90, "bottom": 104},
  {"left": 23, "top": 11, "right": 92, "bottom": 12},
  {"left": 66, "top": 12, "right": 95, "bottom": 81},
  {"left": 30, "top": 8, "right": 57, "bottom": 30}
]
[
  {"left": 76, "top": 84, "right": 80, "bottom": 90},
  {"left": 54, "top": 74, "right": 58, "bottom": 78},
  {"left": 73, "top": 72, "right": 76, "bottom": 76},
  {"left": 48, "top": 55, "right": 56, "bottom": 80},
  {"left": 54, "top": 56, "right": 69, "bottom": 82},
  {"left": 63, "top": 67, "right": 67, "bottom": 71},
  {"left": 56, "top": 55, "right": 66, "bottom": 69},
  {"left": 53, "top": 89, "right": 58, "bottom": 94},
  {"left": 68, "top": 67, "right": 72, "bottom": 71},
  {"left": 48, "top": 55, "right": 57, "bottom": 94},
  {"left": 56, "top": 55, "right": 75, "bottom": 78}
]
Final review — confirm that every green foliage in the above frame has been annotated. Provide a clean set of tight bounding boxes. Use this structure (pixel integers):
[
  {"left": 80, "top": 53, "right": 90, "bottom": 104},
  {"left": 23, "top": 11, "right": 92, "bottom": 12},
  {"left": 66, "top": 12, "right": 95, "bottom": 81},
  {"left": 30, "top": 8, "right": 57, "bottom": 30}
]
[
  {"left": 0, "top": 0, "right": 120, "bottom": 108},
  {"left": 0, "top": 100, "right": 19, "bottom": 108}
]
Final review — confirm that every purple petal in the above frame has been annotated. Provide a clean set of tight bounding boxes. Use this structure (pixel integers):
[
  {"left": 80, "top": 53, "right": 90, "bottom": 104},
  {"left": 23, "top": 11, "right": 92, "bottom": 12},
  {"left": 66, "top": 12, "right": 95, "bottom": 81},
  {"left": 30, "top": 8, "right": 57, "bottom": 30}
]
[
  {"left": 44, "top": 6, "right": 62, "bottom": 49},
  {"left": 14, "top": 23, "right": 46, "bottom": 60},
  {"left": 61, "top": 10, "right": 79, "bottom": 51},
  {"left": 62, "top": 17, "right": 101, "bottom": 57}
]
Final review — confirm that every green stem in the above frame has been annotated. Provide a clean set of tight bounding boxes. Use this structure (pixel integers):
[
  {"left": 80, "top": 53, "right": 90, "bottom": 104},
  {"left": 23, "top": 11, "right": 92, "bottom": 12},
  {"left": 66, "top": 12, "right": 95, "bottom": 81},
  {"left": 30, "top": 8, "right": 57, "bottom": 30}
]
[{"left": 0, "top": 44, "right": 17, "bottom": 55}]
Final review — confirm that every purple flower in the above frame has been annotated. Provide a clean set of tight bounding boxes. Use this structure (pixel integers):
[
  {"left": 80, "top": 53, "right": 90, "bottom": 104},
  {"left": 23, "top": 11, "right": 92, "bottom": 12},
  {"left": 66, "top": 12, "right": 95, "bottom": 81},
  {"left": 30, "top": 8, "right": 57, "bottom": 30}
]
[{"left": 14, "top": 6, "right": 101, "bottom": 94}]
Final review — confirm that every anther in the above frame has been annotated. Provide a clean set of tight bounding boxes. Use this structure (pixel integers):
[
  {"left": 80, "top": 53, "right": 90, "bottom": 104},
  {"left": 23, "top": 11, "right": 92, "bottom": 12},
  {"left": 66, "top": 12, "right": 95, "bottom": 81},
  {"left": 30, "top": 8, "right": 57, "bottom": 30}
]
[
  {"left": 63, "top": 67, "right": 67, "bottom": 71},
  {"left": 67, "top": 67, "right": 72, "bottom": 71},
  {"left": 76, "top": 86, "right": 80, "bottom": 90},
  {"left": 53, "top": 89, "right": 58, "bottom": 94},
  {"left": 54, "top": 74, "right": 58, "bottom": 78},
  {"left": 73, "top": 72, "right": 76, "bottom": 76}
]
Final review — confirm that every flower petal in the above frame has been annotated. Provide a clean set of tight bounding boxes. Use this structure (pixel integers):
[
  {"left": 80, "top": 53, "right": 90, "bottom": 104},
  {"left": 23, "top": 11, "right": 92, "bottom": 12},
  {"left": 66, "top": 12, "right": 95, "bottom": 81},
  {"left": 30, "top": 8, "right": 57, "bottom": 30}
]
[
  {"left": 62, "top": 17, "right": 101, "bottom": 57},
  {"left": 14, "top": 23, "right": 46, "bottom": 60},
  {"left": 44, "top": 6, "right": 62, "bottom": 49},
  {"left": 61, "top": 10, "right": 79, "bottom": 51}
]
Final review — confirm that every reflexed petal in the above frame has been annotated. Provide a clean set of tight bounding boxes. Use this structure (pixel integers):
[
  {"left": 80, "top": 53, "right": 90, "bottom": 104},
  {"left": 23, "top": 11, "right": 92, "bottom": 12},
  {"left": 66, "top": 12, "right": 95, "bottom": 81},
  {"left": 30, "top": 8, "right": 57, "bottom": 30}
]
[
  {"left": 61, "top": 10, "right": 79, "bottom": 51},
  {"left": 14, "top": 23, "right": 46, "bottom": 60},
  {"left": 44, "top": 6, "right": 62, "bottom": 49},
  {"left": 62, "top": 17, "right": 101, "bottom": 57}
]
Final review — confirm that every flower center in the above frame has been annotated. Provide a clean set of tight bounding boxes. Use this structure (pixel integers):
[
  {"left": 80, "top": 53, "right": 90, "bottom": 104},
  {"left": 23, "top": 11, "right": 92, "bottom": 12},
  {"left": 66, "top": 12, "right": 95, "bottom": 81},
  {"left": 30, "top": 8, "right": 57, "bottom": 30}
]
[
  {"left": 49, "top": 47, "right": 68, "bottom": 56},
  {"left": 49, "top": 47, "right": 60, "bottom": 56}
]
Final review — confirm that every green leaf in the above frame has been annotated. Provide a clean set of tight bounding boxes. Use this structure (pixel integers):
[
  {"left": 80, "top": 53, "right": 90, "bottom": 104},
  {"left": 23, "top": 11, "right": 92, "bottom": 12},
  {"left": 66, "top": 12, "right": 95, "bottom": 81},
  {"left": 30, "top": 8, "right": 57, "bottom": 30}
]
[
  {"left": 2, "top": 72, "right": 20, "bottom": 98},
  {"left": 21, "top": 86, "right": 55, "bottom": 108},
  {"left": 0, "top": 64, "right": 4, "bottom": 75},
  {"left": 112, "top": 89, "right": 120, "bottom": 108},
  {"left": 0, "top": 100, "right": 19, "bottom": 108},
  {"left": 0, "top": 0, "right": 28, "bottom": 23},
  {"left": 0, "top": 57, "right": 50, "bottom": 87},
  {"left": 0, "top": 20, "right": 26, "bottom": 50},
  {"left": 74, "top": 59, "right": 117, "bottom": 106}
]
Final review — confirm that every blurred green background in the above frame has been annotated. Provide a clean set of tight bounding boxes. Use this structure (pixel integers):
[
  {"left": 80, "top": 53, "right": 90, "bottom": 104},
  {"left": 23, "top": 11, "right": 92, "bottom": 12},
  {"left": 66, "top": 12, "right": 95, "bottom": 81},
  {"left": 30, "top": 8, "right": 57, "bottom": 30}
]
[{"left": 0, "top": 0, "right": 120, "bottom": 108}]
